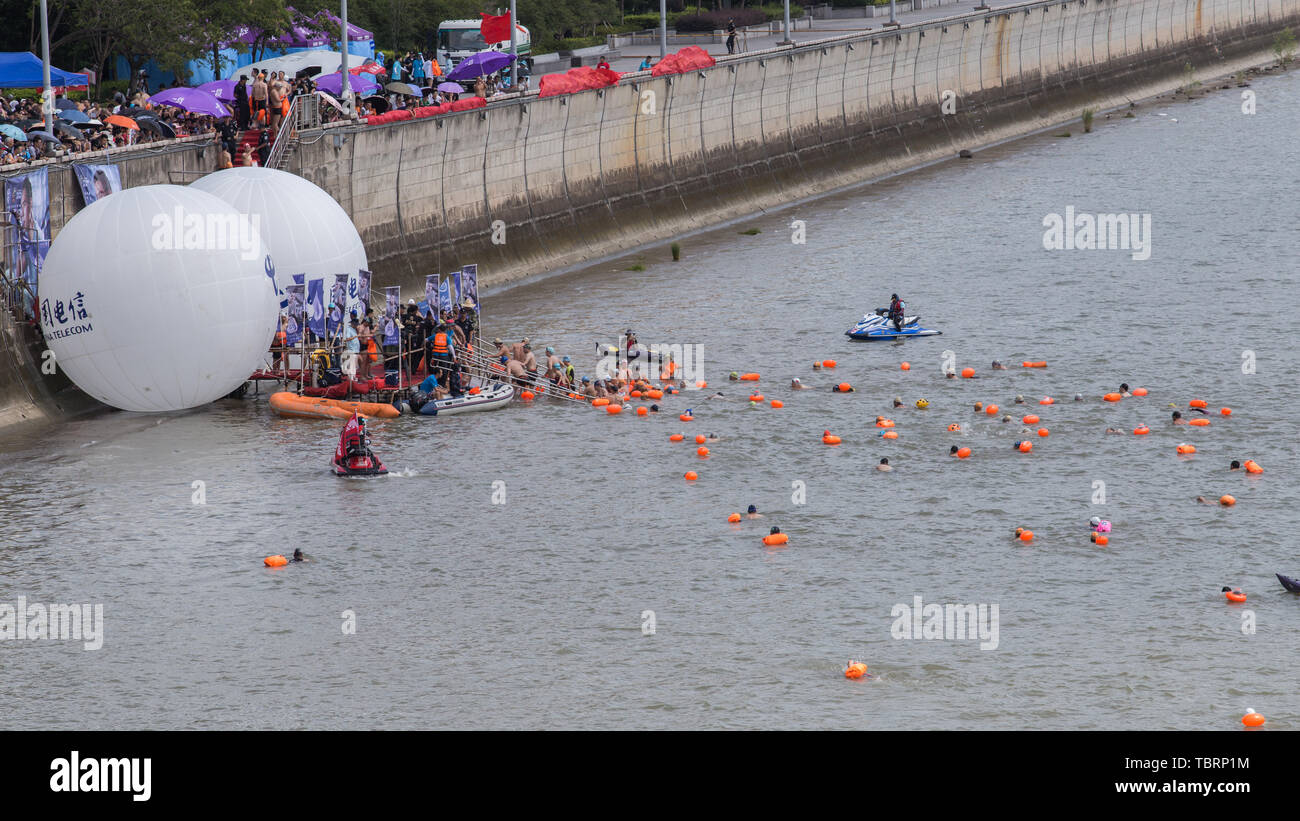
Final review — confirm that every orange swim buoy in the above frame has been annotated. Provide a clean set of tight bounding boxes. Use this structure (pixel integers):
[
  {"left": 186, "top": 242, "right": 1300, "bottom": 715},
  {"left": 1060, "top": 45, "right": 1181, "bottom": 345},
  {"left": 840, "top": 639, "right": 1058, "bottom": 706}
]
[
  {"left": 822, "top": 431, "right": 841, "bottom": 445},
  {"left": 740, "top": 373, "right": 760, "bottom": 381},
  {"left": 748, "top": 394, "right": 764, "bottom": 402},
  {"left": 985, "top": 404, "right": 999, "bottom": 415},
  {"left": 1133, "top": 425, "right": 1150, "bottom": 435},
  {"left": 520, "top": 390, "right": 535, "bottom": 401},
  {"left": 875, "top": 418, "right": 895, "bottom": 428},
  {"left": 264, "top": 555, "right": 288, "bottom": 567},
  {"left": 669, "top": 433, "right": 685, "bottom": 441},
  {"left": 1242, "top": 711, "right": 1265, "bottom": 727},
  {"left": 1220, "top": 495, "right": 1236, "bottom": 506},
  {"left": 684, "top": 471, "right": 698, "bottom": 481},
  {"left": 1176, "top": 444, "right": 1196, "bottom": 454},
  {"left": 1023, "top": 414, "right": 1040, "bottom": 425},
  {"left": 947, "top": 423, "right": 961, "bottom": 432},
  {"left": 1244, "top": 460, "right": 1263, "bottom": 474},
  {"left": 844, "top": 662, "right": 868, "bottom": 679},
  {"left": 762, "top": 532, "right": 789, "bottom": 546},
  {"left": 630, "top": 390, "right": 642, "bottom": 398},
  {"left": 837, "top": 382, "right": 852, "bottom": 392},
  {"left": 1103, "top": 393, "right": 1122, "bottom": 402},
  {"left": 606, "top": 404, "right": 623, "bottom": 414},
  {"left": 1224, "top": 587, "right": 1246, "bottom": 602},
  {"left": 697, "top": 446, "right": 710, "bottom": 457},
  {"left": 1038, "top": 397, "right": 1055, "bottom": 405},
  {"left": 727, "top": 513, "right": 741, "bottom": 523},
  {"left": 1094, "top": 535, "right": 1109, "bottom": 546},
  {"left": 961, "top": 367, "right": 975, "bottom": 378},
  {"left": 822, "top": 360, "right": 837, "bottom": 368},
  {"left": 680, "top": 414, "right": 694, "bottom": 422},
  {"left": 1189, "top": 418, "right": 1210, "bottom": 427},
  {"left": 881, "top": 430, "right": 898, "bottom": 439},
  {"left": 695, "top": 434, "right": 706, "bottom": 444},
  {"left": 636, "top": 406, "right": 648, "bottom": 416},
  {"left": 592, "top": 397, "right": 610, "bottom": 407},
  {"left": 1219, "top": 407, "right": 1231, "bottom": 416},
  {"left": 647, "top": 389, "right": 663, "bottom": 399},
  {"left": 1037, "top": 428, "right": 1049, "bottom": 437},
  {"left": 900, "top": 362, "right": 911, "bottom": 371},
  {"left": 1018, "top": 529, "right": 1034, "bottom": 541},
  {"left": 770, "top": 399, "right": 784, "bottom": 408},
  {"left": 956, "top": 447, "right": 971, "bottom": 459},
  {"left": 1132, "top": 387, "right": 1148, "bottom": 396},
  {"left": 695, "top": 380, "right": 707, "bottom": 389},
  {"left": 1018, "top": 441, "right": 1033, "bottom": 453},
  {"left": 1189, "top": 399, "right": 1208, "bottom": 408}
]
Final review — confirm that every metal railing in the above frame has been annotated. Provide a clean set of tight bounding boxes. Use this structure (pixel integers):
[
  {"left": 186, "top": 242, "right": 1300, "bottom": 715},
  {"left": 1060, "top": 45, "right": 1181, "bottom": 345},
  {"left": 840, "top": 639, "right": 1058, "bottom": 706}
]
[{"left": 265, "top": 93, "right": 321, "bottom": 170}]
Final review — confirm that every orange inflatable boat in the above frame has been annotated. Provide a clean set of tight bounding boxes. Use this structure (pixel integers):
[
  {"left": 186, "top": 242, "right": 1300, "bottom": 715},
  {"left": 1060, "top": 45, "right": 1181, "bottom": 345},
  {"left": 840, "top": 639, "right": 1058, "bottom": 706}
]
[{"left": 269, "top": 392, "right": 401, "bottom": 420}]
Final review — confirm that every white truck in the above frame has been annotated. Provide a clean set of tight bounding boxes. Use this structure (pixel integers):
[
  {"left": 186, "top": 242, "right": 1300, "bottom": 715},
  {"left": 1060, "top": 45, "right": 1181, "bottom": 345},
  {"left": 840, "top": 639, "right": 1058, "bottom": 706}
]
[{"left": 435, "top": 19, "right": 532, "bottom": 73}]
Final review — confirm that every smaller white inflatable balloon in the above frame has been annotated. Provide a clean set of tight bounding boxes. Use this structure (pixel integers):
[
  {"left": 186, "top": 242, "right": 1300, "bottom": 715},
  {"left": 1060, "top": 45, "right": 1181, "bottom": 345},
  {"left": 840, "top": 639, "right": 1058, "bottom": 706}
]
[{"left": 38, "top": 185, "right": 278, "bottom": 412}]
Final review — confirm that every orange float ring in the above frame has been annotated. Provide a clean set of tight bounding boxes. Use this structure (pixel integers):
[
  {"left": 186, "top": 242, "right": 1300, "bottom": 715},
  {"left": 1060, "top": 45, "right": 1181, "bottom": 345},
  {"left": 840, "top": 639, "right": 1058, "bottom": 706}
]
[
  {"left": 695, "top": 380, "right": 707, "bottom": 389},
  {"left": 1176, "top": 444, "right": 1197, "bottom": 454},
  {"left": 1244, "top": 460, "right": 1263, "bottom": 474},
  {"left": 1018, "top": 529, "right": 1034, "bottom": 541},
  {"left": 1023, "top": 414, "right": 1040, "bottom": 424},
  {"left": 1189, "top": 418, "right": 1210, "bottom": 427},
  {"left": 837, "top": 382, "right": 852, "bottom": 392},
  {"left": 1133, "top": 425, "right": 1150, "bottom": 435},
  {"left": 636, "top": 406, "right": 648, "bottom": 416},
  {"left": 669, "top": 433, "right": 684, "bottom": 441},
  {"left": 1037, "top": 428, "right": 1049, "bottom": 437},
  {"left": 727, "top": 512, "right": 741, "bottom": 523},
  {"left": 1021, "top": 361, "right": 1047, "bottom": 368},
  {"left": 1039, "top": 397, "right": 1055, "bottom": 405},
  {"left": 1018, "top": 441, "right": 1033, "bottom": 453},
  {"left": 1132, "top": 387, "right": 1148, "bottom": 396},
  {"left": 961, "top": 367, "right": 975, "bottom": 378},
  {"left": 1189, "top": 399, "right": 1208, "bottom": 408},
  {"left": 822, "top": 431, "right": 841, "bottom": 445},
  {"left": 739, "top": 373, "right": 760, "bottom": 381},
  {"left": 1224, "top": 587, "right": 1246, "bottom": 602},
  {"left": 770, "top": 399, "right": 784, "bottom": 408},
  {"left": 947, "top": 423, "right": 961, "bottom": 432},
  {"left": 875, "top": 418, "right": 895, "bottom": 428},
  {"left": 647, "top": 389, "right": 663, "bottom": 399},
  {"left": 520, "top": 390, "right": 535, "bottom": 401},
  {"left": 697, "top": 446, "right": 710, "bottom": 457},
  {"left": 592, "top": 398, "right": 610, "bottom": 407},
  {"left": 1103, "top": 393, "right": 1122, "bottom": 402},
  {"left": 900, "top": 362, "right": 911, "bottom": 371},
  {"left": 881, "top": 430, "right": 898, "bottom": 439},
  {"left": 822, "top": 360, "right": 837, "bottom": 368},
  {"left": 748, "top": 394, "right": 764, "bottom": 402},
  {"left": 1094, "top": 535, "right": 1109, "bottom": 546},
  {"left": 606, "top": 404, "right": 623, "bottom": 414},
  {"left": 762, "top": 532, "right": 789, "bottom": 546},
  {"left": 1242, "top": 711, "right": 1265, "bottom": 727},
  {"left": 1220, "top": 495, "right": 1236, "bottom": 506},
  {"left": 985, "top": 404, "right": 999, "bottom": 415},
  {"left": 630, "top": 390, "right": 642, "bottom": 398},
  {"left": 264, "top": 555, "right": 288, "bottom": 567},
  {"left": 695, "top": 434, "right": 706, "bottom": 444},
  {"left": 844, "top": 662, "right": 868, "bottom": 679},
  {"left": 684, "top": 471, "right": 698, "bottom": 481},
  {"left": 956, "top": 447, "right": 971, "bottom": 459},
  {"left": 680, "top": 414, "right": 694, "bottom": 422},
  {"left": 1219, "top": 407, "right": 1231, "bottom": 416}
]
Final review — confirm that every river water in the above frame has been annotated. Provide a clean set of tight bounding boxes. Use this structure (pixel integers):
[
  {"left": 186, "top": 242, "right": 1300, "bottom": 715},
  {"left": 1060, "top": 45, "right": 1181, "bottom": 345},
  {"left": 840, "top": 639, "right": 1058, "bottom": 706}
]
[{"left": 3, "top": 70, "right": 1298, "bottom": 730}]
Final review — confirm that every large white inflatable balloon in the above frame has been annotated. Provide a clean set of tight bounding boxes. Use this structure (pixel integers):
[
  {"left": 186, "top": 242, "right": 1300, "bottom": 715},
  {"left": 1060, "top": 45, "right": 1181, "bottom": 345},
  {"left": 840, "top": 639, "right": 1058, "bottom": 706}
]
[
  {"left": 38, "top": 185, "right": 278, "bottom": 412},
  {"left": 190, "top": 166, "right": 367, "bottom": 313}
]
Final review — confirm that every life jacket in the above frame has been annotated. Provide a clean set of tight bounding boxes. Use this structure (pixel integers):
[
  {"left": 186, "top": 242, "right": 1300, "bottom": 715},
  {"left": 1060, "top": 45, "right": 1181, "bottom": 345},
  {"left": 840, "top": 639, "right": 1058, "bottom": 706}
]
[
  {"left": 274, "top": 329, "right": 286, "bottom": 347},
  {"left": 432, "top": 332, "right": 449, "bottom": 355},
  {"left": 890, "top": 299, "right": 903, "bottom": 315}
]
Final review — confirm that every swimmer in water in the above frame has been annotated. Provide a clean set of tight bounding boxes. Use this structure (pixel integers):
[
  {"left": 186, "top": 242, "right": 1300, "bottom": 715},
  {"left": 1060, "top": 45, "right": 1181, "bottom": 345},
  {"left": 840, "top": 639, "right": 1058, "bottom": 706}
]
[
  {"left": 1229, "top": 460, "right": 1241, "bottom": 471},
  {"left": 876, "top": 457, "right": 892, "bottom": 472},
  {"left": 791, "top": 378, "right": 811, "bottom": 390},
  {"left": 991, "top": 360, "right": 1008, "bottom": 370},
  {"left": 1172, "top": 410, "right": 1185, "bottom": 425},
  {"left": 1196, "top": 496, "right": 1214, "bottom": 505},
  {"left": 945, "top": 370, "right": 957, "bottom": 380},
  {"left": 705, "top": 392, "right": 724, "bottom": 400},
  {"left": 893, "top": 397, "right": 904, "bottom": 408},
  {"left": 1089, "top": 516, "right": 1101, "bottom": 531},
  {"left": 648, "top": 404, "right": 660, "bottom": 414},
  {"left": 1105, "top": 427, "right": 1123, "bottom": 434},
  {"left": 769, "top": 526, "right": 782, "bottom": 536},
  {"left": 1002, "top": 415, "right": 1012, "bottom": 423},
  {"left": 1014, "top": 395, "right": 1025, "bottom": 404},
  {"left": 812, "top": 362, "right": 822, "bottom": 371},
  {"left": 705, "top": 433, "right": 720, "bottom": 442},
  {"left": 292, "top": 548, "right": 306, "bottom": 562},
  {"left": 949, "top": 445, "right": 960, "bottom": 456},
  {"left": 729, "top": 371, "right": 740, "bottom": 381},
  {"left": 746, "top": 505, "right": 763, "bottom": 519},
  {"left": 1074, "top": 394, "right": 1084, "bottom": 401},
  {"left": 973, "top": 402, "right": 983, "bottom": 412},
  {"left": 1119, "top": 383, "right": 1132, "bottom": 398}
]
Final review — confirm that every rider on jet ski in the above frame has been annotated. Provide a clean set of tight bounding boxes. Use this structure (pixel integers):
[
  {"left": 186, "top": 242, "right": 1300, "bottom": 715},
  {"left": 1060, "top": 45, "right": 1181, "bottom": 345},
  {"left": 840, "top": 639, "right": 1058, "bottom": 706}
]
[{"left": 888, "top": 294, "right": 906, "bottom": 331}]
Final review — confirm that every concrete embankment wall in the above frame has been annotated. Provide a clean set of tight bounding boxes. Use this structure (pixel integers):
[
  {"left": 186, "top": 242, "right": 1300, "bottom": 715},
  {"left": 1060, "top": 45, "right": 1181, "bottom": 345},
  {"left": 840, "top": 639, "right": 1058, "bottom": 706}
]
[{"left": 293, "top": 0, "right": 1300, "bottom": 294}]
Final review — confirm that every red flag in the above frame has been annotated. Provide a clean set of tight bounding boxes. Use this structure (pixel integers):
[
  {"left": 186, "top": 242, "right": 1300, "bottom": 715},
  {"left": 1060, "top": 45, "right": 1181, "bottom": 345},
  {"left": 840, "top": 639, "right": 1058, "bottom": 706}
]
[{"left": 480, "top": 12, "right": 511, "bottom": 45}]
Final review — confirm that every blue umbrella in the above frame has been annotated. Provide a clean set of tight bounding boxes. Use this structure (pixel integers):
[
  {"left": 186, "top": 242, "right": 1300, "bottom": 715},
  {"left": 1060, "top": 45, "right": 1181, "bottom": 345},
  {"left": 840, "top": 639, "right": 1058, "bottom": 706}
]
[
  {"left": 59, "top": 109, "right": 91, "bottom": 123},
  {"left": 26, "top": 130, "right": 61, "bottom": 144},
  {"left": 446, "top": 51, "right": 516, "bottom": 82},
  {"left": 0, "top": 124, "right": 27, "bottom": 141},
  {"left": 436, "top": 81, "right": 464, "bottom": 94}
]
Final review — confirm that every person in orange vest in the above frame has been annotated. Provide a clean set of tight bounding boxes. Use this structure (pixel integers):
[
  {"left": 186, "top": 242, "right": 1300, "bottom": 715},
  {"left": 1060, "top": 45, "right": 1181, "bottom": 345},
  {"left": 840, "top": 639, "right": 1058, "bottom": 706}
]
[{"left": 427, "top": 322, "right": 460, "bottom": 395}]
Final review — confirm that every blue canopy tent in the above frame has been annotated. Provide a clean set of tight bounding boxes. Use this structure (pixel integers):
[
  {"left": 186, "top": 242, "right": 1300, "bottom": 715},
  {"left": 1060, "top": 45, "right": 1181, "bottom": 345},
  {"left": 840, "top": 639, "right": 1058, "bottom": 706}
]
[{"left": 0, "top": 52, "right": 88, "bottom": 88}]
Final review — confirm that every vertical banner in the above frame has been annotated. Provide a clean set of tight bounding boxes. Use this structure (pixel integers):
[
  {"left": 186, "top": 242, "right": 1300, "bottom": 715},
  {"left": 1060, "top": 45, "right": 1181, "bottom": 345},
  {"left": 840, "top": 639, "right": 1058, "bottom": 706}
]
[
  {"left": 383, "top": 286, "right": 400, "bottom": 346},
  {"left": 328, "top": 274, "right": 348, "bottom": 335},
  {"left": 438, "top": 278, "right": 452, "bottom": 314},
  {"left": 356, "top": 270, "right": 372, "bottom": 315},
  {"left": 451, "top": 269, "right": 462, "bottom": 306},
  {"left": 307, "top": 278, "right": 326, "bottom": 339},
  {"left": 71, "top": 163, "right": 122, "bottom": 205},
  {"left": 423, "top": 275, "right": 437, "bottom": 317},
  {"left": 4, "top": 168, "right": 50, "bottom": 310},
  {"left": 284, "top": 284, "right": 305, "bottom": 345},
  {"left": 461, "top": 263, "right": 478, "bottom": 311}
]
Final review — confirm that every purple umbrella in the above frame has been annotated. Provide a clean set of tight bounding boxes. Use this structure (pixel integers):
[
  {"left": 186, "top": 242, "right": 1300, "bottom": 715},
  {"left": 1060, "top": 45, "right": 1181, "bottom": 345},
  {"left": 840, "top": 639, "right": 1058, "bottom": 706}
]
[
  {"left": 436, "top": 81, "right": 464, "bottom": 94},
  {"left": 196, "top": 79, "right": 237, "bottom": 102},
  {"left": 446, "top": 51, "right": 516, "bottom": 82},
  {"left": 314, "top": 72, "right": 379, "bottom": 96},
  {"left": 148, "top": 87, "right": 231, "bottom": 118}
]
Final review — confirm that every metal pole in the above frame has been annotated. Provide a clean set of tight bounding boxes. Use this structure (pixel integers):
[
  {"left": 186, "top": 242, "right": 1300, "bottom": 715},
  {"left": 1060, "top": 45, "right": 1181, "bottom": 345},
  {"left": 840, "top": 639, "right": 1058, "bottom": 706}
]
[
  {"left": 889, "top": 0, "right": 897, "bottom": 26},
  {"left": 659, "top": 0, "right": 667, "bottom": 59},
  {"left": 340, "top": 0, "right": 352, "bottom": 115},
  {"left": 510, "top": 0, "right": 518, "bottom": 89},
  {"left": 39, "top": 0, "right": 54, "bottom": 133},
  {"left": 782, "top": 0, "right": 791, "bottom": 45}
]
